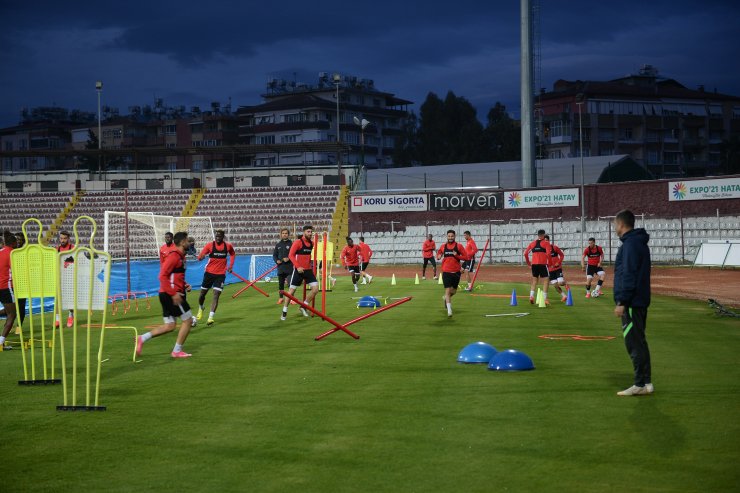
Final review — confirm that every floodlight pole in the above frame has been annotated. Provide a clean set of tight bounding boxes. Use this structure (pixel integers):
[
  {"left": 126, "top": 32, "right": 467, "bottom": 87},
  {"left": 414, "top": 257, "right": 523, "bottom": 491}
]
[
  {"left": 333, "top": 73, "right": 342, "bottom": 181},
  {"left": 576, "top": 94, "right": 585, "bottom": 248},
  {"left": 96, "top": 80, "right": 103, "bottom": 176}
]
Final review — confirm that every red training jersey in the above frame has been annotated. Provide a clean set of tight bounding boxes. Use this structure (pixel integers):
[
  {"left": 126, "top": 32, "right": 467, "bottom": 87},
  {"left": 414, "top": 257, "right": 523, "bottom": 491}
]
[
  {"left": 422, "top": 239, "right": 436, "bottom": 259},
  {"left": 289, "top": 237, "right": 314, "bottom": 270},
  {"left": 341, "top": 245, "right": 362, "bottom": 267},
  {"left": 358, "top": 242, "right": 372, "bottom": 261},
  {"left": 549, "top": 244, "right": 565, "bottom": 269},
  {"left": 524, "top": 239, "right": 552, "bottom": 266},
  {"left": 159, "top": 249, "right": 186, "bottom": 296},
  {"left": 437, "top": 242, "right": 468, "bottom": 273},
  {"left": 466, "top": 238, "right": 479, "bottom": 259},
  {"left": 199, "top": 241, "right": 236, "bottom": 275},
  {"left": 583, "top": 245, "right": 604, "bottom": 266},
  {"left": 57, "top": 243, "right": 75, "bottom": 253},
  {"left": 160, "top": 243, "right": 177, "bottom": 263},
  {"left": 0, "top": 245, "right": 13, "bottom": 290}
]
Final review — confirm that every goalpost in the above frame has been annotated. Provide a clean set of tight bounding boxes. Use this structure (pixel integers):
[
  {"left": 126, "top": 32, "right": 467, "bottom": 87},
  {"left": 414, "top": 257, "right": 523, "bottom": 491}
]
[{"left": 103, "top": 211, "right": 215, "bottom": 260}]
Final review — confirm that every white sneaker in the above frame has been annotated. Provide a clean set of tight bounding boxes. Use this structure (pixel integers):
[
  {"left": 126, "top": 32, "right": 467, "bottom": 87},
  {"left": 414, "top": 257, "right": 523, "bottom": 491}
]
[
  {"left": 367, "top": 275, "right": 373, "bottom": 284},
  {"left": 354, "top": 285, "right": 358, "bottom": 292},
  {"left": 617, "top": 385, "right": 648, "bottom": 396},
  {"left": 300, "top": 307, "right": 309, "bottom": 317},
  {"left": 447, "top": 308, "right": 453, "bottom": 318},
  {"left": 422, "top": 276, "right": 426, "bottom": 280},
  {"left": 280, "top": 313, "right": 287, "bottom": 321},
  {"left": 361, "top": 279, "right": 367, "bottom": 285},
  {"left": 645, "top": 383, "right": 654, "bottom": 394}
]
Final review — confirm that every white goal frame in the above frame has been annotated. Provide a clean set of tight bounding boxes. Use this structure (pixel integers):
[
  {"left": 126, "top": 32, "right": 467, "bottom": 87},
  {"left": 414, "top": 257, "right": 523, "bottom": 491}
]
[{"left": 103, "top": 211, "right": 214, "bottom": 260}]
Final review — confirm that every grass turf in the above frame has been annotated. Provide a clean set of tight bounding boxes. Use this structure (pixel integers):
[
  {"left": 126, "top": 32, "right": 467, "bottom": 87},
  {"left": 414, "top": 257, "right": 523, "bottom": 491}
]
[{"left": 1, "top": 276, "right": 738, "bottom": 492}]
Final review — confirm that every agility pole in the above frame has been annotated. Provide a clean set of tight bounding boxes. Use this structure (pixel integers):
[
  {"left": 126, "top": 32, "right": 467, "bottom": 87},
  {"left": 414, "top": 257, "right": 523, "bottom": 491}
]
[
  {"left": 314, "top": 296, "right": 412, "bottom": 341},
  {"left": 280, "top": 290, "right": 359, "bottom": 339},
  {"left": 231, "top": 265, "right": 276, "bottom": 299},
  {"left": 468, "top": 238, "right": 490, "bottom": 291}
]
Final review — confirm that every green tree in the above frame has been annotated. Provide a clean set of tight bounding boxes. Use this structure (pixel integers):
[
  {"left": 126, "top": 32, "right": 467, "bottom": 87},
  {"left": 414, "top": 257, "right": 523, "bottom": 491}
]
[
  {"left": 484, "top": 102, "right": 520, "bottom": 162},
  {"left": 392, "top": 111, "right": 418, "bottom": 167},
  {"left": 416, "top": 91, "right": 487, "bottom": 165}
]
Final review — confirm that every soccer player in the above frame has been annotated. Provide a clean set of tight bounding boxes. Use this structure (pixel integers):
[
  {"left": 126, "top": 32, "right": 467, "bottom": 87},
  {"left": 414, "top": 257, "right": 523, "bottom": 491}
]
[
  {"left": 273, "top": 228, "right": 293, "bottom": 304},
  {"left": 341, "top": 237, "right": 363, "bottom": 293},
  {"left": 524, "top": 229, "right": 552, "bottom": 305},
  {"left": 159, "top": 232, "right": 176, "bottom": 263},
  {"left": 544, "top": 234, "right": 570, "bottom": 302},
  {"left": 14, "top": 232, "right": 27, "bottom": 326},
  {"left": 185, "top": 236, "right": 197, "bottom": 258},
  {"left": 196, "top": 230, "right": 235, "bottom": 326},
  {"left": 0, "top": 231, "right": 18, "bottom": 350},
  {"left": 582, "top": 237, "right": 606, "bottom": 298},
  {"left": 136, "top": 232, "right": 194, "bottom": 358},
  {"left": 462, "top": 231, "right": 479, "bottom": 291},
  {"left": 281, "top": 225, "right": 320, "bottom": 321},
  {"left": 358, "top": 236, "right": 373, "bottom": 285},
  {"left": 56, "top": 230, "right": 75, "bottom": 328},
  {"left": 421, "top": 234, "right": 437, "bottom": 280},
  {"left": 436, "top": 230, "right": 468, "bottom": 317}
]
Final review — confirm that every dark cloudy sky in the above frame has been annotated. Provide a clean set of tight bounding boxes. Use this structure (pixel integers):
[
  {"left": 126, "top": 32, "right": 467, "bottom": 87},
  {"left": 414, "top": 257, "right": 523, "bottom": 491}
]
[{"left": 1, "top": 0, "right": 739, "bottom": 127}]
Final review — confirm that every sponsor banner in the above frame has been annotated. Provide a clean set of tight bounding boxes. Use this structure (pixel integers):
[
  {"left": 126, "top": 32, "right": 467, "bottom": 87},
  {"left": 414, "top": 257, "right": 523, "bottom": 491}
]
[
  {"left": 669, "top": 178, "right": 740, "bottom": 201},
  {"left": 504, "top": 188, "right": 580, "bottom": 209},
  {"left": 351, "top": 194, "right": 428, "bottom": 213},
  {"left": 429, "top": 192, "right": 503, "bottom": 211}
]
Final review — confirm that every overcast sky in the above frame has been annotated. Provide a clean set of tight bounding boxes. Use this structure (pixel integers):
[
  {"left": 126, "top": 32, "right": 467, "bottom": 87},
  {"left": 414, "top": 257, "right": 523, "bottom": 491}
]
[{"left": 1, "top": 0, "right": 739, "bottom": 127}]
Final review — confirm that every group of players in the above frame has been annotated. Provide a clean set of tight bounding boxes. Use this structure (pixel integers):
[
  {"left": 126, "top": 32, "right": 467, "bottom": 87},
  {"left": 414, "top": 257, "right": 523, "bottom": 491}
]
[{"left": 422, "top": 228, "right": 607, "bottom": 307}]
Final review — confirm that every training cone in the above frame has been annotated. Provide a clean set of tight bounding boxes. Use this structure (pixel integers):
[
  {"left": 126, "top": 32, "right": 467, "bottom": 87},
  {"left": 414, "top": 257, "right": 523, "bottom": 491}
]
[
  {"left": 535, "top": 288, "right": 542, "bottom": 305},
  {"left": 510, "top": 289, "right": 518, "bottom": 306},
  {"left": 391, "top": 274, "right": 397, "bottom": 286},
  {"left": 538, "top": 292, "right": 547, "bottom": 308},
  {"left": 565, "top": 289, "right": 574, "bottom": 306},
  {"left": 438, "top": 274, "right": 443, "bottom": 285},
  {"left": 414, "top": 273, "right": 420, "bottom": 285}
]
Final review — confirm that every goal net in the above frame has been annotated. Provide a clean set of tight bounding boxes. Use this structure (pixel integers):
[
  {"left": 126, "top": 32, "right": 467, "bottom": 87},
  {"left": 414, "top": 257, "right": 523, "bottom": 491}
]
[{"left": 104, "top": 211, "right": 214, "bottom": 260}]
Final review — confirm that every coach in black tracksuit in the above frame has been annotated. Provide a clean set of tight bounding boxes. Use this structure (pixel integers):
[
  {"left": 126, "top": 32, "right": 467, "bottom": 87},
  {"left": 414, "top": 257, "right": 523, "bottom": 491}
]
[
  {"left": 273, "top": 228, "right": 293, "bottom": 302},
  {"left": 613, "top": 209, "right": 652, "bottom": 396}
]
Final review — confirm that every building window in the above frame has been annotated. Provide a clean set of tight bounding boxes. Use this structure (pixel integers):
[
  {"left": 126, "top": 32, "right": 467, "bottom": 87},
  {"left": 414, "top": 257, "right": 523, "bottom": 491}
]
[
  {"left": 164, "top": 124, "right": 177, "bottom": 135},
  {"left": 280, "top": 134, "right": 300, "bottom": 143},
  {"left": 3, "top": 141, "right": 12, "bottom": 151},
  {"left": 256, "top": 115, "right": 274, "bottom": 124},
  {"left": 257, "top": 135, "right": 275, "bottom": 144}
]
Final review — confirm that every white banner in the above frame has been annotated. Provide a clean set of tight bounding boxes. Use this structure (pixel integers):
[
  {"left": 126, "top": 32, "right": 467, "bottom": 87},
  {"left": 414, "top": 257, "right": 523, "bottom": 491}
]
[
  {"left": 351, "top": 194, "right": 427, "bottom": 212},
  {"left": 504, "top": 188, "right": 580, "bottom": 209},
  {"left": 669, "top": 178, "right": 740, "bottom": 201}
]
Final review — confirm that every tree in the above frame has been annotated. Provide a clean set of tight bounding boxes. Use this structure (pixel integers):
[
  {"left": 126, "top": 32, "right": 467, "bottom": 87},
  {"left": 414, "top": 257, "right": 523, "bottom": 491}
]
[
  {"left": 392, "top": 111, "right": 418, "bottom": 167},
  {"left": 415, "top": 91, "right": 487, "bottom": 165},
  {"left": 484, "top": 102, "right": 520, "bottom": 162},
  {"left": 76, "top": 129, "right": 99, "bottom": 172}
]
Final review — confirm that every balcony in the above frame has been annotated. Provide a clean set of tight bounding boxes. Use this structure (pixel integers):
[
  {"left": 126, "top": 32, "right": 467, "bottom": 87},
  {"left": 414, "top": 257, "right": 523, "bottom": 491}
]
[{"left": 549, "top": 135, "right": 572, "bottom": 144}]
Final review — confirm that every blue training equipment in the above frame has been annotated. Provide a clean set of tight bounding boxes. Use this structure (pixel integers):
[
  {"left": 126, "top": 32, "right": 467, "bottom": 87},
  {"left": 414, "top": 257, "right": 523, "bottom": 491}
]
[
  {"left": 510, "top": 289, "right": 518, "bottom": 306},
  {"left": 487, "top": 349, "right": 535, "bottom": 371},
  {"left": 457, "top": 342, "right": 498, "bottom": 364},
  {"left": 357, "top": 296, "right": 381, "bottom": 308}
]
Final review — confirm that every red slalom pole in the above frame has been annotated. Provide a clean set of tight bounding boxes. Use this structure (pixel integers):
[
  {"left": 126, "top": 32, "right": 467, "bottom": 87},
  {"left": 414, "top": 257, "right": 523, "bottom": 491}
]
[
  {"left": 280, "top": 290, "right": 359, "bottom": 339},
  {"left": 468, "top": 238, "right": 490, "bottom": 291},
  {"left": 231, "top": 265, "right": 277, "bottom": 298},
  {"left": 311, "top": 233, "right": 318, "bottom": 311},
  {"left": 315, "top": 296, "right": 413, "bottom": 341}
]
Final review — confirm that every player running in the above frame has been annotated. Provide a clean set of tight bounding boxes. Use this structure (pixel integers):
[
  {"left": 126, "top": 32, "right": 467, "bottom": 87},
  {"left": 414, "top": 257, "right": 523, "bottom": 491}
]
[
  {"left": 421, "top": 234, "right": 437, "bottom": 280},
  {"left": 196, "top": 230, "right": 236, "bottom": 326},
  {"left": 544, "top": 234, "right": 570, "bottom": 302},
  {"left": 341, "top": 237, "right": 363, "bottom": 293},
  {"left": 56, "top": 230, "right": 75, "bottom": 327},
  {"left": 436, "top": 230, "right": 469, "bottom": 317},
  {"left": 462, "top": 231, "right": 479, "bottom": 291},
  {"left": 136, "top": 231, "right": 195, "bottom": 358},
  {"left": 358, "top": 236, "right": 373, "bottom": 285},
  {"left": 273, "top": 228, "right": 293, "bottom": 304},
  {"left": 524, "top": 229, "right": 553, "bottom": 305},
  {"left": 281, "top": 225, "right": 320, "bottom": 321},
  {"left": 582, "top": 237, "right": 606, "bottom": 298}
]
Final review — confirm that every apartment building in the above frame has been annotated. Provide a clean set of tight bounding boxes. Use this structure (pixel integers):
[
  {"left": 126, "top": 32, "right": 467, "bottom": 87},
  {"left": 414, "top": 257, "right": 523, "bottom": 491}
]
[
  {"left": 538, "top": 65, "right": 740, "bottom": 178},
  {"left": 237, "top": 73, "right": 412, "bottom": 168}
]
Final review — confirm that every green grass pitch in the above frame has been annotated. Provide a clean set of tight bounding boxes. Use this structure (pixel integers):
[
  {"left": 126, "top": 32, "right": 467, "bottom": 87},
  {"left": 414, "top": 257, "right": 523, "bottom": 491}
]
[{"left": 1, "top": 277, "right": 738, "bottom": 492}]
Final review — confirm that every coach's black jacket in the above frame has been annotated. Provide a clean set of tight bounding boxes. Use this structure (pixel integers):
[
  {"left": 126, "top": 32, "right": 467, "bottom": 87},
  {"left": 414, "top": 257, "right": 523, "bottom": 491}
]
[
  {"left": 613, "top": 228, "right": 651, "bottom": 308},
  {"left": 273, "top": 239, "right": 293, "bottom": 275}
]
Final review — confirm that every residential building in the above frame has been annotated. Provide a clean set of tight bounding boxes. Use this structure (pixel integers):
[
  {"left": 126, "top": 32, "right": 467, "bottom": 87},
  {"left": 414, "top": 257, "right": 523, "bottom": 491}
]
[
  {"left": 237, "top": 73, "right": 412, "bottom": 168},
  {"left": 537, "top": 65, "right": 740, "bottom": 178}
]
